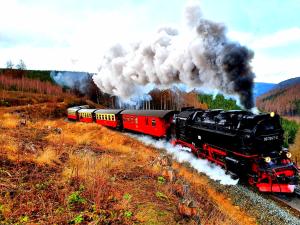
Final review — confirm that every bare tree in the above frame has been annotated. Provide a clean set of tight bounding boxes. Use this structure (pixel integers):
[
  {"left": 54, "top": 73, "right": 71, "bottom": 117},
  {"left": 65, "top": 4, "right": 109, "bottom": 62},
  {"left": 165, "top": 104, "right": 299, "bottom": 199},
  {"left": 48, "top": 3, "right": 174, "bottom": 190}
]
[
  {"left": 6, "top": 60, "right": 14, "bottom": 69},
  {"left": 16, "top": 59, "right": 26, "bottom": 70}
]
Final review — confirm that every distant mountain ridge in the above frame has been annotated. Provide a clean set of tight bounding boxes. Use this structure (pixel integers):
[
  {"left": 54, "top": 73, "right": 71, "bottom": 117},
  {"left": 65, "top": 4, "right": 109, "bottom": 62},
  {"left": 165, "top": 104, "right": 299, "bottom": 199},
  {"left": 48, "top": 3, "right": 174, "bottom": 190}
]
[
  {"left": 273, "top": 77, "right": 300, "bottom": 90},
  {"left": 256, "top": 77, "right": 300, "bottom": 116},
  {"left": 254, "top": 82, "right": 276, "bottom": 98}
]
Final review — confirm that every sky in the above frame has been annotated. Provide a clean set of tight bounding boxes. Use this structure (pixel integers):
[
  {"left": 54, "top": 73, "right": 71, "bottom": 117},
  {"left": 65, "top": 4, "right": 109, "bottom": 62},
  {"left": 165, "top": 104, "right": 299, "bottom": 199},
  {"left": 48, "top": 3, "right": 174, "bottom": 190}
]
[{"left": 0, "top": 0, "right": 299, "bottom": 83}]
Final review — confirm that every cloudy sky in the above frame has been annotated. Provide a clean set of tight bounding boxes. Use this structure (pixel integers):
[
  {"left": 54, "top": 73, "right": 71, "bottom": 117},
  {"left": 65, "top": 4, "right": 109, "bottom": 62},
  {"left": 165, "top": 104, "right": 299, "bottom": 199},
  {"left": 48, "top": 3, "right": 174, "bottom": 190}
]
[{"left": 0, "top": 0, "right": 299, "bottom": 83}]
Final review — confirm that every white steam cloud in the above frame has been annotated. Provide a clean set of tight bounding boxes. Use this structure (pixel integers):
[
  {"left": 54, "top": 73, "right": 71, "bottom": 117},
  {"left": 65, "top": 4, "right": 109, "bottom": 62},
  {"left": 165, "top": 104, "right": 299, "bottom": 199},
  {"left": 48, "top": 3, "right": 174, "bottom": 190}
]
[
  {"left": 50, "top": 71, "right": 90, "bottom": 93},
  {"left": 129, "top": 134, "right": 238, "bottom": 185},
  {"left": 93, "top": 3, "right": 254, "bottom": 109}
]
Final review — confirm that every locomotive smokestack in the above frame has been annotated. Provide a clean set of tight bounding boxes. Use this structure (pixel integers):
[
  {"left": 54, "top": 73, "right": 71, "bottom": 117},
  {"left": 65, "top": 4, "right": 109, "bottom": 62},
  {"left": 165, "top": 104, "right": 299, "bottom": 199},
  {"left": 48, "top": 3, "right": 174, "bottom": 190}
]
[{"left": 93, "top": 3, "right": 254, "bottom": 109}]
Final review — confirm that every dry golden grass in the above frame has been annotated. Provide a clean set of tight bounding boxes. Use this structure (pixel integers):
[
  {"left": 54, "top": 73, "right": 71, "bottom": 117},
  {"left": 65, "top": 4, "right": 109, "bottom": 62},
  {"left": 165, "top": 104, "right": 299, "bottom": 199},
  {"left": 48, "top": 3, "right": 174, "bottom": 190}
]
[
  {"left": 0, "top": 113, "right": 18, "bottom": 129},
  {"left": 35, "top": 146, "right": 58, "bottom": 165},
  {"left": 0, "top": 103, "right": 258, "bottom": 224}
]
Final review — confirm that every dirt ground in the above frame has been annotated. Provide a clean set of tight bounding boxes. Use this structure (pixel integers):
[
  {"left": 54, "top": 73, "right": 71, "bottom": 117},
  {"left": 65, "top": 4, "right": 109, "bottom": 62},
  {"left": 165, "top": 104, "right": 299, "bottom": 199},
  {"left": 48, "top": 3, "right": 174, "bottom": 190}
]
[{"left": 0, "top": 103, "right": 257, "bottom": 224}]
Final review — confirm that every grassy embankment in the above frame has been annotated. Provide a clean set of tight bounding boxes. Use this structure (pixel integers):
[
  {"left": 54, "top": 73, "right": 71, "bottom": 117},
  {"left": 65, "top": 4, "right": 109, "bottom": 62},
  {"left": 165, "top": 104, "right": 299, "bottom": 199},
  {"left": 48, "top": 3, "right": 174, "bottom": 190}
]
[{"left": 0, "top": 102, "right": 257, "bottom": 224}]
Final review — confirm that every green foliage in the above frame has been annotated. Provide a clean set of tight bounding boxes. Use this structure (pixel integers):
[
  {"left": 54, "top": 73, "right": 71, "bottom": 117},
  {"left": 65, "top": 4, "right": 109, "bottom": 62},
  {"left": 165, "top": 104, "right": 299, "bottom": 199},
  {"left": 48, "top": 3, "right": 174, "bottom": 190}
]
[
  {"left": 294, "top": 100, "right": 300, "bottom": 115},
  {"left": 157, "top": 176, "right": 165, "bottom": 185},
  {"left": 123, "top": 210, "right": 133, "bottom": 219},
  {"left": 67, "top": 191, "right": 86, "bottom": 207},
  {"left": 198, "top": 94, "right": 241, "bottom": 110},
  {"left": 71, "top": 214, "right": 84, "bottom": 224},
  {"left": 281, "top": 118, "right": 299, "bottom": 147},
  {"left": 26, "top": 70, "right": 53, "bottom": 82},
  {"left": 155, "top": 191, "right": 168, "bottom": 200},
  {"left": 123, "top": 193, "right": 132, "bottom": 201}
]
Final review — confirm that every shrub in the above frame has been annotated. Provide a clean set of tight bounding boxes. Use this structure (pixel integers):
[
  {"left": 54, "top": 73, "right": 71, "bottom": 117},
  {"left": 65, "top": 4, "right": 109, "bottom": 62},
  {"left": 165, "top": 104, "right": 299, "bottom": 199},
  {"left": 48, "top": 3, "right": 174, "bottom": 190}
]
[
  {"left": 281, "top": 118, "right": 299, "bottom": 147},
  {"left": 123, "top": 193, "right": 132, "bottom": 202},
  {"left": 67, "top": 191, "right": 87, "bottom": 209}
]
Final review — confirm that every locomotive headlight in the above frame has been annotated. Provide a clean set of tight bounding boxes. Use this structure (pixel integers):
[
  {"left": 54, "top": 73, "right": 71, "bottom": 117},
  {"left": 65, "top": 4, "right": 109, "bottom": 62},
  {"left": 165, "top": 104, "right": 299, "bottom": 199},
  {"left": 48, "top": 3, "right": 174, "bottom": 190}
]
[
  {"left": 270, "top": 112, "right": 275, "bottom": 117},
  {"left": 264, "top": 157, "right": 271, "bottom": 163},
  {"left": 286, "top": 152, "right": 292, "bottom": 158}
]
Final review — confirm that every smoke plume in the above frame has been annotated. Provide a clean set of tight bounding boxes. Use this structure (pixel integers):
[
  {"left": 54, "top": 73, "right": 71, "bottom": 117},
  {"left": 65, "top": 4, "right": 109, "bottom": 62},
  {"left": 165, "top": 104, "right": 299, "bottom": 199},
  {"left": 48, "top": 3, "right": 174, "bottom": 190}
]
[
  {"left": 50, "top": 71, "right": 90, "bottom": 93},
  {"left": 129, "top": 134, "right": 238, "bottom": 185},
  {"left": 93, "top": 3, "right": 254, "bottom": 109}
]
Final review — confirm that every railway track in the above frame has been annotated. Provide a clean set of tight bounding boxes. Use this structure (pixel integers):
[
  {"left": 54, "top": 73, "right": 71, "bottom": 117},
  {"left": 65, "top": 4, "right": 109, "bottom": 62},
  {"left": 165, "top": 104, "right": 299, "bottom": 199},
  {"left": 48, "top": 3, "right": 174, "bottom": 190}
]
[{"left": 271, "top": 186, "right": 300, "bottom": 216}]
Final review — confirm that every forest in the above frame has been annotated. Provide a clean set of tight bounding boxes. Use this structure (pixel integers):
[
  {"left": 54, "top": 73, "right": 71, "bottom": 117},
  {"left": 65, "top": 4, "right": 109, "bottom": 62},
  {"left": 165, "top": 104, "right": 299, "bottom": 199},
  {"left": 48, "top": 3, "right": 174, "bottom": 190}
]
[{"left": 256, "top": 83, "right": 300, "bottom": 116}]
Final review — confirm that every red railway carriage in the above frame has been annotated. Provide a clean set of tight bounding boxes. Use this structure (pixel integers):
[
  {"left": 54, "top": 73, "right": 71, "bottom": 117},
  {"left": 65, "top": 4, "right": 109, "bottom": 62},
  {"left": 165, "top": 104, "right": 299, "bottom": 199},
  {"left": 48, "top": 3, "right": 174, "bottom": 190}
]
[
  {"left": 94, "top": 109, "right": 124, "bottom": 128},
  {"left": 78, "top": 109, "right": 97, "bottom": 123},
  {"left": 121, "top": 110, "right": 176, "bottom": 138},
  {"left": 67, "top": 105, "right": 89, "bottom": 120}
]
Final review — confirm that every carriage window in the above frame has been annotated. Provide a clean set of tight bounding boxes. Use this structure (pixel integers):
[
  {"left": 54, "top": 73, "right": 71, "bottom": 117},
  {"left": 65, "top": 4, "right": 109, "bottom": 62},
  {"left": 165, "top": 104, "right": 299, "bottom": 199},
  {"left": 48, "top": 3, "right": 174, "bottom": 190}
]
[
  {"left": 152, "top": 119, "right": 156, "bottom": 127},
  {"left": 112, "top": 115, "right": 115, "bottom": 121}
]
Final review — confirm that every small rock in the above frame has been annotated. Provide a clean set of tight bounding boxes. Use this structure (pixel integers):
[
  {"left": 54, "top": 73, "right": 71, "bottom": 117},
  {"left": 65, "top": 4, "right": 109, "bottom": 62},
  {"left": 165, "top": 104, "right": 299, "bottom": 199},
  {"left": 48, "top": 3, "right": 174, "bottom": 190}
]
[
  {"left": 174, "top": 183, "right": 190, "bottom": 198},
  {"left": 53, "top": 128, "right": 62, "bottom": 134},
  {"left": 19, "top": 119, "right": 26, "bottom": 126}
]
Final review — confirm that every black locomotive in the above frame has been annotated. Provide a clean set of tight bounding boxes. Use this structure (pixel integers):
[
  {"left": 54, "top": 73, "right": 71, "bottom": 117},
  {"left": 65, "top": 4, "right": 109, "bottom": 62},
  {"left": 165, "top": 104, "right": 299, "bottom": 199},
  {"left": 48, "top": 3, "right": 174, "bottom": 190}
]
[{"left": 174, "top": 108, "right": 298, "bottom": 192}]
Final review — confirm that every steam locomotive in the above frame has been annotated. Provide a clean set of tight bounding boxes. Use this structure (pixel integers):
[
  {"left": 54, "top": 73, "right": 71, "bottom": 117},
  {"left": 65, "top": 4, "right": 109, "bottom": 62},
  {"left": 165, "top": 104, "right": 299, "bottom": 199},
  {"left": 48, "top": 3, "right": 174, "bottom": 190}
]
[{"left": 67, "top": 106, "right": 299, "bottom": 193}]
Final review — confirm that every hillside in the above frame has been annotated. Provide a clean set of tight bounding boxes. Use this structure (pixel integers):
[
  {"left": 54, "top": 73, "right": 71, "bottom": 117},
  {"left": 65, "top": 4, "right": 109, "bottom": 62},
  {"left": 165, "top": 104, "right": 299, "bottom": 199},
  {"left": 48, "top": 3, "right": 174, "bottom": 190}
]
[
  {"left": 0, "top": 102, "right": 260, "bottom": 224},
  {"left": 256, "top": 77, "right": 300, "bottom": 116}
]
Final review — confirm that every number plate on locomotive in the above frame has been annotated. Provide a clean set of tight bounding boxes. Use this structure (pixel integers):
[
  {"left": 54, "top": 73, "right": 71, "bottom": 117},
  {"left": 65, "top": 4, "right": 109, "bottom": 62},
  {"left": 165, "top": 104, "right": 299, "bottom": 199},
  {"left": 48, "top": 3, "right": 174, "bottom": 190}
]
[{"left": 263, "top": 136, "right": 278, "bottom": 141}]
